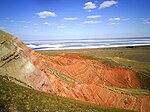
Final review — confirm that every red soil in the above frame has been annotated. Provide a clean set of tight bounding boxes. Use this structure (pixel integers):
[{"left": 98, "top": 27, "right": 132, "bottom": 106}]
[{"left": 29, "top": 52, "right": 150, "bottom": 112}]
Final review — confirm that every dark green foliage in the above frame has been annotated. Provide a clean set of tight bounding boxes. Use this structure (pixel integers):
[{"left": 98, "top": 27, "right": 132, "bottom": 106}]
[{"left": 137, "top": 70, "right": 150, "bottom": 90}]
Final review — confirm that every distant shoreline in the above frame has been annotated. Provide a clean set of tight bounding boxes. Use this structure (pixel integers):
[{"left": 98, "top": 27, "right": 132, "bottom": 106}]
[
  {"left": 23, "top": 37, "right": 150, "bottom": 42},
  {"left": 25, "top": 38, "right": 150, "bottom": 51},
  {"left": 35, "top": 44, "right": 150, "bottom": 51}
]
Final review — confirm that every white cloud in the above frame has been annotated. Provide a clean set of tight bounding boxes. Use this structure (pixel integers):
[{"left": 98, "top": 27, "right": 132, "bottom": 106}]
[
  {"left": 83, "top": 20, "right": 102, "bottom": 24},
  {"left": 140, "top": 18, "right": 150, "bottom": 24},
  {"left": 142, "top": 22, "right": 150, "bottom": 24},
  {"left": 83, "top": 2, "right": 97, "bottom": 12},
  {"left": 108, "top": 22, "right": 119, "bottom": 25},
  {"left": 43, "top": 22, "right": 51, "bottom": 25},
  {"left": 63, "top": 17, "right": 78, "bottom": 20},
  {"left": 100, "top": 0, "right": 118, "bottom": 9},
  {"left": 109, "top": 17, "right": 130, "bottom": 21},
  {"left": 57, "top": 25, "right": 67, "bottom": 29},
  {"left": 140, "top": 18, "right": 150, "bottom": 23},
  {"left": 109, "top": 17, "right": 121, "bottom": 21},
  {"left": 21, "top": 21, "right": 32, "bottom": 23},
  {"left": 36, "top": 11, "right": 57, "bottom": 18},
  {"left": 87, "top": 15, "right": 101, "bottom": 19},
  {"left": 122, "top": 18, "right": 130, "bottom": 20}
]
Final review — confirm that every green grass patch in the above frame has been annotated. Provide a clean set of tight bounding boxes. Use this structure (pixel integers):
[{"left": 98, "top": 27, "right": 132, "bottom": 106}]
[
  {"left": 115, "top": 88, "right": 150, "bottom": 95},
  {"left": 0, "top": 75, "right": 134, "bottom": 112}
]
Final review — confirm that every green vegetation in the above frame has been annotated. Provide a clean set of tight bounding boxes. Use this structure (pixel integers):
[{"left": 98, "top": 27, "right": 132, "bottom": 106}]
[
  {"left": 137, "top": 71, "right": 150, "bottom": 90},
  {"left": 115, "top": 88, "right": 150, "bottom": 95},
  {"left": 0, "top": 75, "right": 134, "bottom": 112}
]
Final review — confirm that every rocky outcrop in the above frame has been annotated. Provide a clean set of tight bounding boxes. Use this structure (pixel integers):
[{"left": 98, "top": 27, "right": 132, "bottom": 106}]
[{"left": 0, "top": 30, "right": 150, "bottom": 112}]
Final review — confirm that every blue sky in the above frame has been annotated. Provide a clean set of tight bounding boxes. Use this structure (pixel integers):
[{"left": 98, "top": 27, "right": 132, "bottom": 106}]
[{"left": 0, "top": 0, "right": 150, "bottom": 40}]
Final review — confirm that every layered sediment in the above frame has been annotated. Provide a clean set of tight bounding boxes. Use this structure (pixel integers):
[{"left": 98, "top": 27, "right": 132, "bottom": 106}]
[{"left": 0, "top": 30, "right": 150, "bottom": 112}]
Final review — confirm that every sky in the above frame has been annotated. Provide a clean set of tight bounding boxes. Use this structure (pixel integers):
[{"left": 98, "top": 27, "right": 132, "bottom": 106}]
[{"left": 0, "top": 0, "right": 150, "bottom": 40}]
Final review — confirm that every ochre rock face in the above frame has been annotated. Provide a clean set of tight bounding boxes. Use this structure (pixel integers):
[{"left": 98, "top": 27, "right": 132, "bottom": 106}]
[{"left": 0, "top": 30, "right": 150, "bottom": 112}]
